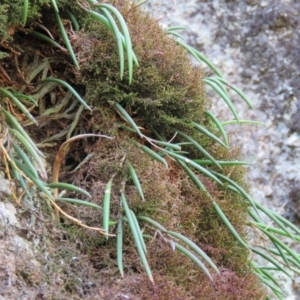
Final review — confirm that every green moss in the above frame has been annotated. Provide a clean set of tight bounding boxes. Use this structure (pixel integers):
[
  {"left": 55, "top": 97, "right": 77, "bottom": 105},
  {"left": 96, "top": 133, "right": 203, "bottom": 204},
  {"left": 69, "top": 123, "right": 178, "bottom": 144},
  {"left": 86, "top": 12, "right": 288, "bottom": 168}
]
[{"left": 0, "top": 0, "right": 266, "bottom": 298}]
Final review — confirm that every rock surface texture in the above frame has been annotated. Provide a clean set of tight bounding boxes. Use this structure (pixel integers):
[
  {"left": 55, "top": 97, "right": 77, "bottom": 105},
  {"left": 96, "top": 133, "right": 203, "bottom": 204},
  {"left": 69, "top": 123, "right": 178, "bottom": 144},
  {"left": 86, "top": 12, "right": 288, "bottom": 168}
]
[{"left": 145, "top": 0, "right": 300, "bottom": 299}]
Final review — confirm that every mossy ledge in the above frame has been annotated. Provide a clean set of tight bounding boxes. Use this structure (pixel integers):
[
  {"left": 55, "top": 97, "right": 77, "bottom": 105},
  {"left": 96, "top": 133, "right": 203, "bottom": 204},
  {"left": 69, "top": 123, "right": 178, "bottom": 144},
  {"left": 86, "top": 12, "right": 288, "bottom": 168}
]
[{"left": 0, "top": 0, "right": 266, "bottom": 299}]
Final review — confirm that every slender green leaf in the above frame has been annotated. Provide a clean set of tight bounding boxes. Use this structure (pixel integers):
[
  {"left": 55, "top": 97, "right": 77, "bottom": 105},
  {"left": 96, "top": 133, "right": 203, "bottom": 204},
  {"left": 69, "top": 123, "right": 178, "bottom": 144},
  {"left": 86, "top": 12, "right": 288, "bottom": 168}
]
[
  {"left": 99, "top": 3, "right": 135, "bottom": 83},
  {"left": 117, "top": 220, "right": 124, "bottom": 277},
  {"left": 252, "top": 221, "right": 300, "bottom": 242},
  {"left": 103, "top": 179, "right": 113, "bottom": 236},
  {"left": 54, "top": 10, "right": 79, "bottom": 69},
  {"left": 50, "top": 0, "right": 59, "bottom": 12},
  {"left": 13, "top": 159, "right": 52, "bottom": 199},
  {"left": 66, "top": 10, "right": 80, "bottom": 31},
  {"left": 222, "top": 120, "right": 266, "bottom": 126},
  {"left": 212, "top": 201, "right": 248, "bottom": 249},
  {"left": 260, "top": 228, "right": 300, "bottom": 267},
  {"left": 67, "top": 104, "right": 85, "bottom": 139},
  {"left": 211, "top": 171, "right": 259, "bottom": 216},
  {"left": 134, "top": 141, "right": 168, "bottom": 168},
  {"left": 22, "top": 0, "right": 29, "bottom": 25},
  {"left": 204, "top": 78, "right": 239, "bottom": 122},
  {"left": 274, "top": 242, "right": 290, "bottom": 268},
  {"left": 114, "top": 103, "right": 142, "bottom": 137},
  {"left": 168, "top": 31, "right": 186, "bottom": 41},
  {"left": 154, "top": 140, "right": 182, "bottom": 151},
  {"left": 256, "top": 273, "right": 284, "bottom": 298},
  {"left": 138, "top": 216, "right": 167, "bottom": 232},
  {"left": 2, "top": 109, "right": 44, "bottom": 157},
  {"left": 205, "top": 110, "right": 229, "bottom": 147},
  {"left": 128, "top": 163, "right": 145, "bottom": 201},
  {"left": 174, "top": 242, "right": 213, "bottom": 281},
  {"left": 121, "top": 193, "right": 153, "bottom": 283},
  {"left": 26, "top": 59, "right": 50, "bottom": 84},
  {"left": 176, "top": 39, "right": 223, "bottom": 77},
  {"left": 0, "top": 88, "right": 38, "bottom": 125},
  {"left": 167, "top": 26, "right": 188, "bottom": 32},
  {"left": 170, "top": 127, "right": 222, "bottom": 169},
  {"left": 130, "top": 210, "right": 147, "bottom": 254},
  {"left": 47, "top": 182, "right": 91, "bottom": 198},
  {"left": 209, "top": 76, "right": 253, "bottom": 108},
  {"left": 194, "top": 159, "right": 251, "bottom": 166},
  {"left": 13, "top": 93, "right": 38, "bottom": 106},
  {"left": 251, "top": 247, "right": 291, "bottom": 278},
  {"left": 100, "top": 7, "right": 125, "bottom": 80},
  {"left": 40, "top": 78, "right": 92, "bottom": 110},
  {"left": 57, "top": 198, "right": 102, "bottom": 209},
  {"left": 12, "top": 144, "right": 38, "bottom": 178},
  {"left": 9, "top": 128, "right": 47, "bottom": 181},
  {"left": 192, "top": 121, "right": 228, "bottom": 148},
  {"left": 164, "top": 150, "right": 223, "bottom": 185},
  {"left": 177, "top": 160, "right": 205, "bottom": 191},
  {"left": 167, "top": 230, "right": 219, "bottom": 274}
]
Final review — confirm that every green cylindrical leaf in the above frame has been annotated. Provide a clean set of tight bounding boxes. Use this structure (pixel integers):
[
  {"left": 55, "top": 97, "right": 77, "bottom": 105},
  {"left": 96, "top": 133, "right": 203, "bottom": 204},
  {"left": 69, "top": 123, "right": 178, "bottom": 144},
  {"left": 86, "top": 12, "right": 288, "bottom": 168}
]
[
  {"left": 138, "top": 216, "right": 167, "bottom": 232},
  {"left": 40, "top": 78, "right": 91, "bottom": 110},
  {"left": 167, "top": 230, "right": 219, "bottom": 274},
  {"left": 128, "top": 163, "right": 144, "bottom": 201},
  {"left": 174, "top": 242, "right": 213, "bottom": 282},
  {"left": 114, "top": 103, "right": 142, "bottom": 137},
  {"left": 103, "top": 179, "right": 113, "bottom": 236},
  {"left": 117, "top": 220, "right": 124, "bottom": 277},
  {"left": 212, "top": 201, "right": 248, "bottom": 249},
  {"left": 57, "top": 198, "right": 102, "bottom": 209},
  {"left": 47, "top": 182, "right": 91, "bottom": 198},
  {"left": 121, "top": 193, "right": 153, "bottom": 283}
]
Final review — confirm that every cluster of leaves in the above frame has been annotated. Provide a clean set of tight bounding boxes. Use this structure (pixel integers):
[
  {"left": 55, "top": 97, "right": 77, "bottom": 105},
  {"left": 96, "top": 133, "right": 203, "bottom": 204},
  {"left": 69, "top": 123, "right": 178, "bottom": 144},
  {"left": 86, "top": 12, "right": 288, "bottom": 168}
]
[{"left": 0, "top": 0, "right": 299, "bottom": 298}]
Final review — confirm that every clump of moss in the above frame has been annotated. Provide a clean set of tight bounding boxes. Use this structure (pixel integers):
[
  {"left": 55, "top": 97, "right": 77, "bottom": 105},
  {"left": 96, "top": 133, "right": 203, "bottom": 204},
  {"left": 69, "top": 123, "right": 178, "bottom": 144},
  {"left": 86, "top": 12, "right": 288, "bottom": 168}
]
[
  {"left": 76, "top": 0, "right": 207, "bottom": 133},
  {"left": 0, "top": 0, "right": 266, "bottom": 299}
]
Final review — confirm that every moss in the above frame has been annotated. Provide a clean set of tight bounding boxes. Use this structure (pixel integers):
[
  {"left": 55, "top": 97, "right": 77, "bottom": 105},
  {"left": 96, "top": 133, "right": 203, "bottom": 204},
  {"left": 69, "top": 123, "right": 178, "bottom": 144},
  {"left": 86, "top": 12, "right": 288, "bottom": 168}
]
[{"left": 0, "top": 0, "right": 266, "bottom": 299}]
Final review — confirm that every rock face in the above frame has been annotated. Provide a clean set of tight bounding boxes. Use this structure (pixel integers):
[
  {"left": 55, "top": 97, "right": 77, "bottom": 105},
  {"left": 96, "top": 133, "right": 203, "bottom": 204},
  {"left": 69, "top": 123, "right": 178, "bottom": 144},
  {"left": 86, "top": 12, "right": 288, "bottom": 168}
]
[
  {"left": 145, "top": 0, "right": 300, "bottom": 298},
  {"left": 0, "top": 175, "right": 41, "bottom": 300}
]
